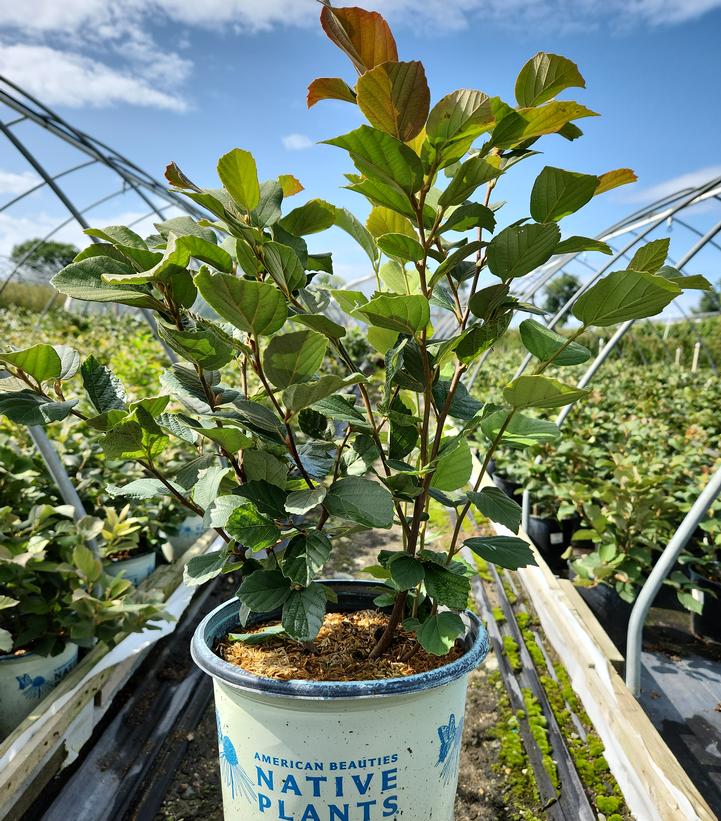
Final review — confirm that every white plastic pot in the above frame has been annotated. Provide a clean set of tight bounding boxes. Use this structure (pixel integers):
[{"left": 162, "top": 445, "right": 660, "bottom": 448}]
[
  {"left": 105, "top": 551, "right": 157, "bottom": 586},
  {"left": 0, "top": 641, "right": 79, "bottom": 738},
  {"left": 169, "top": 515, "right": 206, "bottom": 552},
  {"left": 192, "top": 580, "right": 489, "bottom": 821}
]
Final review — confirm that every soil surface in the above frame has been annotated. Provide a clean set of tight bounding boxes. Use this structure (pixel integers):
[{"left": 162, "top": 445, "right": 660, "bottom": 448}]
[{"left": 157, "top": 527, "right": 516, "bottom": 820}]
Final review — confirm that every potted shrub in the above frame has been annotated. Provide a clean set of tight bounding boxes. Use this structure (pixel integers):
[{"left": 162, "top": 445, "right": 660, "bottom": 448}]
[
  {"left": 0, "top": 504, "right": 167, "bottom": 738},
  {"left": 92, "top": 505, "right": 159, "bottom": 586},
  {"left": 687, "top": 511, "right": 721, "bottom": 643},
  {"left": 0, "top": 4, "right": 705, "bottom": 816}
]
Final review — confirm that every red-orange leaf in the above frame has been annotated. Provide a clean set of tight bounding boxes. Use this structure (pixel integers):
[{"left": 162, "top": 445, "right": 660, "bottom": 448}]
[
  {"left": 307, "top": 77, "right": 357, "bottom": 108},
  {"left": 320, "top": 5, "right": 398, "bottom": 74},
  {"left": 595, "top": 168, "right": 637, "bottom": 195},
  {"left": 164, "top": 161, "right": 198, "bottom": 191},
  {"left": 356, "top": 61, "right": 430, "bottom": 142}
]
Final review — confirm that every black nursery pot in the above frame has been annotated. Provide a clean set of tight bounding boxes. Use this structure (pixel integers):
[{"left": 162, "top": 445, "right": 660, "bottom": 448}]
[
  {"left": 492, "top": 471, "right": 522, "bottom": 501},
  {"left": 689, "top": 567, "right": 721, "bottom": 643},
  {"left": 526, "top": 513, "right": 580, "bottom": 571},
  {"left": 572, "top": 578, "right": 633, "bottom": 653}
]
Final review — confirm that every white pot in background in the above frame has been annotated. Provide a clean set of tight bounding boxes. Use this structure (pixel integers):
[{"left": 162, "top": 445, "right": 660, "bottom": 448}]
[
  {"left": 105, "top": 551, "right": 157, "bottom": 586},
  {"left": 169, "top": 515, "right": 206, "bottom": 553},
  {"left": 192, "top": 580, "right": 489, "bottom": 821},
  {"left": 0, "top": 642, "right": 79, "bottom": 738}
]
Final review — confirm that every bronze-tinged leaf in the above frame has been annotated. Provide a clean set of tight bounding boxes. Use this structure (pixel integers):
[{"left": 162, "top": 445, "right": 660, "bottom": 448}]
[
  {"left": 320, "top": 5, "right": 398, "bottom": 74},
  {"left": 356, "top": 61, "right": 430, "bottom": 142},
  {"left": 278, "top": 174, "right": 304, "bottom": 197},
  {"left": 307, "top": 77, "right": 357, "bottom": 108},
  {"left": 164, "top": 162, "right": 198, "bottom": 191},
  {"left": 595, "top": 168, "right": 637, "bottom": 196}
]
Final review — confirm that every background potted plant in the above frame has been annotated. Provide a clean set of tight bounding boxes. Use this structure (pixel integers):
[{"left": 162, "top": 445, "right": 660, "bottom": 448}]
[
  {"left": 0, "top": 503, "right": 167, "bottom": 738},
  {"left": 0, "top": 3, "right": 707, "bottom": 817},
  {"left": 92, "top": 505, "right": 159, "bottom": 586}
]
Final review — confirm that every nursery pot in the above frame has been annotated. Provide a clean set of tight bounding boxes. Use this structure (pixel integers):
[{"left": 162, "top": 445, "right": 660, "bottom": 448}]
[
  {"left": 191, "top": 580, "right": 489, "bottom": 821},
  {"left": 491, "top": 471, "right": 522, "bottom": 501},
  {"left": 527, "top": 514, "right": 580, "bottom": 571},
  {"left": 569, "top": 569, "right": 632, "bottom": 653},
  {"left": 0, "top": 641, "right": 78, "bottom": 738},
  {"left": 105, "top": 551, "right": 157, "bottom": 586},
  {"left": 169, "top": 514, "right": 206, "bottom": 552},
  {"left": 689, "top": 567, "right": 721, "bottom": 643}
]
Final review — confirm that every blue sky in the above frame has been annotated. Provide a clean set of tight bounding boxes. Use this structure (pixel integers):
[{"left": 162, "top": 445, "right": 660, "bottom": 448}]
[{"left": 0, "top": 1, "right": 720, "bottom": 299}]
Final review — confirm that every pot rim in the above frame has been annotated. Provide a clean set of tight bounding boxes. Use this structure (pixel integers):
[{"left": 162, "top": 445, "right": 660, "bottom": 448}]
[
  {"left": 191, "top": 579, "right": 489, "bottom": 700},
  {"left": 103, "top": 550, "right": 157, "bottom": 565},
  {"left": 0, "top": 641, "right": 78, "bottom": 664}
]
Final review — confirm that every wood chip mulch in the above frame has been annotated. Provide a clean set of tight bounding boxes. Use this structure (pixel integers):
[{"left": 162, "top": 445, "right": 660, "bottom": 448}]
[{"left": 219, "top": 609, "right": 463, "bottom": 682}]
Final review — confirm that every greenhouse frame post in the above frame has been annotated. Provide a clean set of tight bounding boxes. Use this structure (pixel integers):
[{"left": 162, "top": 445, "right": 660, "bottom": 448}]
[{"left": 625, "top": 464, "right": 721, "bottom": 696}]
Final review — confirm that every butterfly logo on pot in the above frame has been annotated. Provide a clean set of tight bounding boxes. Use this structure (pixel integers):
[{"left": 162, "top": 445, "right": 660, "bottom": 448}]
[
  {"left": 16, "top": 673, "right": 50, "bottom": 700},
  {"left": 435, "top": 712, "right": 464, "bottom": 785},
  {"left": 216, "top": 710, "right": 257, "bottom": 803}
]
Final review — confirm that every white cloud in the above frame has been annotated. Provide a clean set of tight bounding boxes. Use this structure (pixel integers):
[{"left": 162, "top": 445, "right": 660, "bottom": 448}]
[
  {"left": 627, "top": 166, "right": 721, "bottom": 203},
  {"left": 0, "top": 43, "right": 188, "bottom": 111},
  {"left": 0, "top": 169, "right": 40, "bottom": 196},
  {"left": 282, "top": 133, "right": 314, "bottom": 151}
]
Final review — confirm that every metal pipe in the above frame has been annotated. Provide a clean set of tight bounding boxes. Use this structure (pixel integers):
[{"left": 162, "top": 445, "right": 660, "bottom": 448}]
[{"left": 625, "top": 464, "right": 721, "bottom": 696}]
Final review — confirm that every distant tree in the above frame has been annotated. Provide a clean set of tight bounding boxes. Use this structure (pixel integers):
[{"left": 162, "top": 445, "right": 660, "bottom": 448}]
[
  {"left": 694, "top": 280, "right": 720, "bottom": 314},
  {"left": 543, "top": 272, "right": 580, "bottom": 315},
  {"left": 10, "top": 239, "right": 78, "bottom": 272}
]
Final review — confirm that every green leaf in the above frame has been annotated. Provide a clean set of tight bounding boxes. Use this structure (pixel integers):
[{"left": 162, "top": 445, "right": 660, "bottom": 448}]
[
  {"left": 156, "top": 323, "right": 234, "bottom": 370},
  {"left": 80, "top": 357, "right": 126, "bottom": 414},
  {"left": 243, "top": 450, "right": 288, "bottom": 489},
  {"left": 356, "top": 60, "right": 430, "bottom": 142},
  {"left": 388, "top": 554, "right": 425, "bottom": 590},
  {"left": 366, "top": 206, "right": 415, "bottom": 239},
  {"left": 311, "top": 395, "right": 369, "bottom": 429},
  {"left": 227, "top": 505, "right": 281, "bottom": 551},
  {"left": 184, "top": 548, "right": 228, "bottom": 586},
  {"left": 356, "top": 293, "right": 429, "bottom": 335},
  {"left": 518, "top": 319, "right": 591, "bottom": 365},
  {"left": 195, "top": 270, "right": 287, "bottom": 336},
  {"left": 431, "top": 438, "right": 472, "bottom": 492},
  {"left": 555, "top": 236, "right": 612, "bottom": 256},
  {"left": 627, "top": 238, "right": 669, "bottom": 274},
  {"left": 52, "top": 256, "right": 162, "bottom": 310},
  {"left": 238, "top": 570, "right": 292, "bottom": 612},
  {"left": 432, "top": 380, "right": 482, "bottom": 421},
  {"left": 453, "top": 313, "right": 512, "bottom": 364},
  {"left": 464, "top": 536, "right": 537, "bottom": 570},
  {"left": 515, "top": 53, "right": 585, "bottom": 108},
  {"left": 379, "top": 261, "right": 419, "bottom": 294},
  {"left": 228, "top": 624, "right": 286, "bottom": 644},
  {"left": 657, "top": 267, "right": 711, "bottom": 291},
  {"left": 102, "top": 410, "right": 168, "bottom": 461},
  {"left": 377, "top": 232, "right": 425, "bottom": 262},
  {"left": 217, "top": 148, "right": 260, "bottom": 212},
  {"left": 423, "top": 564, "right": 471, "bottom": 609},
  {"left": 492, "top": 102, "right": 597, "bottom": 149},
  {"left": 106, "top": 478, "right": 182, "bottom": 499},
  {"left": 440, "top": 202, "right": 496, "bottom": 234},
  {"left": 194, "top": 426, "right": 254, "bottom": 452},
  {"left": 467, "top": 487, "right": 522, "bottom": 534},
  {"left": 285, "top": 486, "right": 327, "bottom": 515},
  {"left": 334, "top": 207, "right": 378, "bottom": 266},
  {"left": 262, "top": 241, "right": 307, "bottom": 293},
  {"left": 487, "top": 223, "right": 560, "bottom": 280},
  {"left": 438, "top": 156, "right": 503, "bottom": 208},
  {"left": 281, "top": 531, "right": 332, "bottom": 586},
  {"left": 0, "top": 628, "right": 11, "bottom": 652},
  {"left": 530, "top": 166, "right": 598, "bottom": 223},
  {"left": 0, "top": 344, "right": 61, "bottom": 383},
  {"left": 252, "top": 180, "right": 283, "bottom": 227},
  {"left": 503, "top": 375, "right": 589, "bottom": 409},
  {"left": 417, "top": 612, "right": 465, "bottom": 656},
  {"left": 263, "top": 330, "right": 327, "bottom": 389},
  {"left": 289, "top": 313, "right": 347, "bottom": 340},
  {"left": 279, "top": 199, "right": 336, "bottom": 236},
  {"left": 572, "top": 269, "right": 681, "bottom": 327},
  {"left": 0, "top": 390, "right": 77, "bottom": 425},
  {"left": 324, "top": 476, "right": 394, "bottom": 528},
  {"left": 331, "top": 289, "right": 368, "bottom": 315},
  {"left": 282, "top": 583, "right": 326, "bottom": 642},
  {"left": 283, "top": 374, "right": 366, "bottom": 412},
  {"left": 323, "top": 125, "right": 423, "bottom": 195},
  {"left": 480, "top": 410, "right": 560, "bottom": 449},
  {"left": 426, "top": 89, "right": 494, "bottom": 147}
]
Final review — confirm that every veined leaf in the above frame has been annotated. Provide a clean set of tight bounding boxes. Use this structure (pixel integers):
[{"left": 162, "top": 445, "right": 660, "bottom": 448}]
[
  {"left": 237, "top": 570, "right": 291, "bottom": 612},
  {"left": 515, "top": 53, "right": 585, "bottom": 108},
  {"left": 281, "top": 532, "right": 332, "bottom": 586},
  {"left": 356, "top": 60, "right": 430, "bottom": 142},
  {"left": 283, "top": 374, "right": 366, "bottom": 412},
  {"left": 226, "top": 505, "right": 281, "bottom": 551},
  {"left": 262, "top": 241, "right": 307, "bottom": 293},
  {"left": 555, "top": 236, "right": 612, "bottom": 256},
  {"left": 492, "top": 102, "right": 597, "bottom": 149},
  {"left": 279, "top": 199, "right": 336, "bottom": 236},
  {"left": 438, "top": 156, "right": 502, "bottom": 208},
  {"left": 426, "top": 89, "right": 494, "bottom": 147},
  {"left": 377, "top": 232, "right": 425, "bottom": 262},
  {"left": 530, "top": 166, "right": 598, "bottom": 223},
  {"left": 467, "top": 488, "right": 522, "bottom": 534},
  {"left": 367, "top": 206, "right": 416, "bottom": 239},
  {"left": 356, "top": 293, "right": 429, "bottom": 336},
  {"left": 487, "top": 222, "right": 560, "bottom": 280},
  {"left": 595, "top": 168, "right": 637, "bottom": 195},
  {"left": 263, "top": 330, "right": 327, "bottom": 389},
  {"left": 307, "top": 76, "right": 356, "bottom": 108},
  {"left": 282, "top": 583, "right": 326, "bottom": 642},
  {"left": 464, "top": 536, "right": 537, "bottom": 570},
  {"left": 319, "top": 4, "right": 398, "bottom": 73},
  {"left": 194, "top": 270, "right": 287, "bottom": 336},
  {"left": 503, "top": 374, "right": 589, "bottom": 409},
  {"left": 0, "top": 344, "right": 61, "bottom": 383},
  {"left": 627, "top": 238, "right": 669, "bottom": 274},
  {"left": 519, "top": 319, "right": 591, "bottom": 365},
  {"left": 324, "top": 477, "right": 394, "bottom": 528},
  {"left": 416, "top": 612, "right": 465, "bottom": 656},
  {"left": 480, "top": 410, "right": 560, "bottom": 449},
  {"left": 217, "top": 148, "right": 260, "bottom": 212}
]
